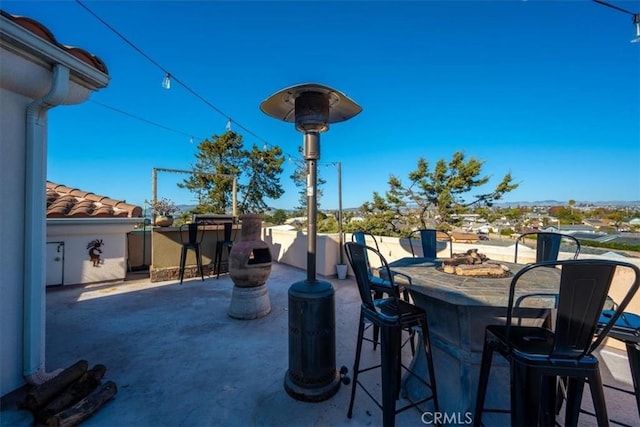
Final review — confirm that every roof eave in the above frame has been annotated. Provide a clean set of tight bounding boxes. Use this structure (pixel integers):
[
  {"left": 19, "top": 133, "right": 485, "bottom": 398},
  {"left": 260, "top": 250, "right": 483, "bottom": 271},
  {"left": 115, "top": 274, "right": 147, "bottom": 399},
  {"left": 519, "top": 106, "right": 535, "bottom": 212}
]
[{"left": 0, "top": 12, "right": 110, "bottom": 90}]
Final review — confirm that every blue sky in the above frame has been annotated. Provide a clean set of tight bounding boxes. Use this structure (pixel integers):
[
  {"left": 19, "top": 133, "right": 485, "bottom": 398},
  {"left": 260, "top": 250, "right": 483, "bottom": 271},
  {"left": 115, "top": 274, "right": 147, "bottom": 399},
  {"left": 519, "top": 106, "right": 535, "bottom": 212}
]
[{"left": 4, "top": 0, "right": 640, "bottom": 211}]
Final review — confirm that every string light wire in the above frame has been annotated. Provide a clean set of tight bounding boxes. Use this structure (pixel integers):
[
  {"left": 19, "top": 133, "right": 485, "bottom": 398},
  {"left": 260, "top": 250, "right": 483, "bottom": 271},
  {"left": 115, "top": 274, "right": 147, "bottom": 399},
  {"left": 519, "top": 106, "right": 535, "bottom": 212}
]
[
  {"left": 74, "top": 0, "right": 295, "bottom": 157},
  {"left": 89, "top": 99, "right": 203, "bottom": 141}
]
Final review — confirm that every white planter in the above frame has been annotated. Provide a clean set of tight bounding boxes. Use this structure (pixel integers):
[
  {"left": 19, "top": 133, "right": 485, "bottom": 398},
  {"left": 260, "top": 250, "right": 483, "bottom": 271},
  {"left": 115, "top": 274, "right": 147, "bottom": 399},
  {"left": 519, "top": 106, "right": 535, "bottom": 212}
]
[{"left": 336, "top": 264, "right": 348, "bottom": 280}]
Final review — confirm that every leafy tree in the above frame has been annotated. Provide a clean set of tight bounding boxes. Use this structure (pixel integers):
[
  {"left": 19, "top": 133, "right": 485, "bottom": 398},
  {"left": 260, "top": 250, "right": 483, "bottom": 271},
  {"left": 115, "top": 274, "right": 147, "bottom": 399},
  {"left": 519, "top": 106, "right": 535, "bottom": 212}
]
[
  {"left": 473, "top": 206, "right": 502, "bottom": 224},
  {"left": 588, "top": 207, "right": 609, "bottom": 218},
  {"left": 265, "top": 209, "right": 288, "bottom": 225},
  {"left": 240, "top": 145, "right": 285, "bottom": 213},
  {"left": 606, "top": 210, "right": 626, "bottom": 229},
  {"left": 551, "top": 206, "right": 584, "bottom": 225},
  {"left": 290, "top": 150, "right": 326, "bottom": 211},
  {"left": 504, "top": 207, "right": 524, "bottom": 221},
  {"left": 317, "top": 214, "right": 338, "bottom": 233},
  {"left": 180, "top": 131, "right": 285, "bottom": 214},
  {"left": 382, "top": 152, "right": 518, "bottom": 229},
  {"left": 357, "top": 192, "right": 407, "bottom": 237}
]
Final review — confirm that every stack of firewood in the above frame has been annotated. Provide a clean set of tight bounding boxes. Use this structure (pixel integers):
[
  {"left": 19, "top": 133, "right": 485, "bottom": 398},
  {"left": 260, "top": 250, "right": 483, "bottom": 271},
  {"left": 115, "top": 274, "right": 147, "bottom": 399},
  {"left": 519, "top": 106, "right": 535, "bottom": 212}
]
[
  {"left": 20, "top": 360, "right": 117, "bottom": 427},
  {"left": 441, "top": 249, "right": 510, "bottom": 277}
]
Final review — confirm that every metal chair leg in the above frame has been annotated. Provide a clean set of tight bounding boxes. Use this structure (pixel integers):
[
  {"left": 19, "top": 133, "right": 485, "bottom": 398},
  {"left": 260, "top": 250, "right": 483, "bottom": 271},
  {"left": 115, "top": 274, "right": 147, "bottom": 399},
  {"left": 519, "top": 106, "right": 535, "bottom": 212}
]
[
  {"left": 372, "top": 290, "right": 383, "bottom": 351},
  {"left": 348, "top": 311, "right": 366, "bottom": 419},
  {"left": 194, "top": 246, "right": 204, "bottom": 281},
  {"left": 564, "top": 377, "right": 586, "bottom": 427},
  {"left": 510, "top": 362, "right": 537, "bottom": 427},
  {"left": 424, "top": 324, "right": 439, "bottom": 413},
  {"left": 474, "top": 340, "right": 494, "bottom": 427},
  {"left": 540, "top": 376, "right": 557, "bottom": 426},
  {"left": 587, "top": 368, "right": 609, "bottom": 427},
  {"left": 380, "top": 325, "right": 400, "bottom": 427},
  {"left": 179, "top": 246, "right": 187, "bottom": 284},
  {"left": 215, "top": 243, "right": 223, "bottom": 279},
  {"left": 626, "top": 342, "right": 640, "bottom": 419}
]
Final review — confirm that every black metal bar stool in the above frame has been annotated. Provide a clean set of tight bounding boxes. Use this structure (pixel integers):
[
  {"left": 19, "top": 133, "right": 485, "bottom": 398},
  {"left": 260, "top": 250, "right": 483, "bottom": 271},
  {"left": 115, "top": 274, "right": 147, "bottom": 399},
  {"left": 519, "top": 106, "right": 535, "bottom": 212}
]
[
  {"left": 599, "top": 309, "right": 640, "bottom": 419},
  {"left": 178, "top": 222, "right": 205, "bottom": 284},
  {"left": 214, "top": 221, "right": 234, "bottom": 279},
  {"left": 345, "top": 242, "right": 439, "bottom": 427},
  {"left": 514, "top": 231, "right": 580, "bottom": 263},
  {"left": 351, "top": 231, "right": 413, "bottom": 353},
  {"left": 474, "top": 259, "right": 640, "bottom": 427},
  {"left": 407, "top": 229, "right": 453, "bottom": 259}
]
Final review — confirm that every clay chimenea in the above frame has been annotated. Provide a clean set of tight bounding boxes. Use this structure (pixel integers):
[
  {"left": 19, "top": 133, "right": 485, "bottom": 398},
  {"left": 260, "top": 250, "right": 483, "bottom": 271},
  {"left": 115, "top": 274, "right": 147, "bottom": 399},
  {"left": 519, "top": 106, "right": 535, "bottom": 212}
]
[{"left": 228, "top": 214, "right": 273, "bottom": 319}]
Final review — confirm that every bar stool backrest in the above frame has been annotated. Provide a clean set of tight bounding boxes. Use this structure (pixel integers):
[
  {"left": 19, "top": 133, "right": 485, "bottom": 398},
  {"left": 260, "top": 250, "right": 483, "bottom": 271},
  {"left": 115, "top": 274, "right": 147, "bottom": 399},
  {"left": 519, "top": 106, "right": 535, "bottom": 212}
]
[
  {"left": 514, "top": 232, "right": 581, "bottom": 263},
  {"left": 345, "top": 242, "right": 401, "bottom": 316},
  {"left": 408, "top": 229, "right": 452, "bottom": 259},
  {"left": 351, "top": 231, "right": 380, "bottom": 250},
  {"left": 505, "top": 259, "right": 640, "bottom": 359},
  {"left": 222, "top": 221, "right": 234, "bottom": 243},
  {"left": 345, "top": 242, "right": 378, "bottom": 311},
  {"left": 351, "top": 231, "right": 379, "bottom": 276},
  {"left": 180, "top": 222, "right": 205, "bottom": 246}
]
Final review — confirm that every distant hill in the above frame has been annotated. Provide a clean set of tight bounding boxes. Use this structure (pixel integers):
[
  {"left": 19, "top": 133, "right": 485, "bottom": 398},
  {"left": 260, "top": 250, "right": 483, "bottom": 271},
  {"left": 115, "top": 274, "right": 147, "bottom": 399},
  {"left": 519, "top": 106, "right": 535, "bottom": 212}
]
[
  {"left": 170, "top": 201, "right": 640, "bottom": 214},
  {"left": 177, "top": 204, "right": 197, "bottom": 212},
  {"left": 494, "top": 200, "right": 640, "bottom": 208}
]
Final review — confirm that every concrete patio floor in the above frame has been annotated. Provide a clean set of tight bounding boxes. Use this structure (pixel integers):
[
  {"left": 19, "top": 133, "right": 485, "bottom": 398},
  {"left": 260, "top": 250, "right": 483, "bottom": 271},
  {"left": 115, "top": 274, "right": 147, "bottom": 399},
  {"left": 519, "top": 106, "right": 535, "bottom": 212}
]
[{"left": 2, "top": 262, "right": 639, "bottom": 426}]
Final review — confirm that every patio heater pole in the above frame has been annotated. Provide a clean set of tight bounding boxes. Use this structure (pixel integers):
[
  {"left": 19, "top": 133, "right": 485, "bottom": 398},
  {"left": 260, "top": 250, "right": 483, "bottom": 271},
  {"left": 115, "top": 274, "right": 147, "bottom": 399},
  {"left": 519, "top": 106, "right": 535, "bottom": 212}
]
[
  {"left": 305, "top": 130, "right": 319, "bottom": 281},
  {"left": 260, "top": 84, "right": 361, "bottom": 402},
  {"left": 337, "top": 161, "right": 343, "bottom": 265}
]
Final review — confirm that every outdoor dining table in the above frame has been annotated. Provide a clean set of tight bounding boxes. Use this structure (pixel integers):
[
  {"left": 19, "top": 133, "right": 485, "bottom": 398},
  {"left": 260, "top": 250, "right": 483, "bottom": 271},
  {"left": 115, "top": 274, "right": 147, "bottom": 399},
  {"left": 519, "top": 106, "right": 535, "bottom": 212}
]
[{"left": 387, "top": 257, "right": 562, "bottom": 424}]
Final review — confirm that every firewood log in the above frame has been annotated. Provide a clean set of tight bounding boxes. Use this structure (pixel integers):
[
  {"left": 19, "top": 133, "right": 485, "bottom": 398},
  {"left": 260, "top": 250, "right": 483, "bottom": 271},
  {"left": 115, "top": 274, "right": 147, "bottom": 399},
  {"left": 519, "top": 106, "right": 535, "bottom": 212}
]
[
  {"left": 22, "top": 360, "right": 89, "bottom": 411},
  {"left": 45, "top": 381, "right": 117, "bottom": 427},
  {"left": 36, "top": 364, "right": 106, "bottom": 422},
  {"left": 454, "top": 263, "right": 505, "bottom": 277}
]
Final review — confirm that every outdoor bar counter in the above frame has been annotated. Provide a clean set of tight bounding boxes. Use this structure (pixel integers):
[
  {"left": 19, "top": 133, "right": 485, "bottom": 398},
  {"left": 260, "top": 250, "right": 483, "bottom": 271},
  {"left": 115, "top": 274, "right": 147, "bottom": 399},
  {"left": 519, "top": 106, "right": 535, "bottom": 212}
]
[
  {"left": 388, "top": 257, "right": 561, "bottom": 423},
  {"left": 150, "top": 222, "right": 239, "bottom": 282}
]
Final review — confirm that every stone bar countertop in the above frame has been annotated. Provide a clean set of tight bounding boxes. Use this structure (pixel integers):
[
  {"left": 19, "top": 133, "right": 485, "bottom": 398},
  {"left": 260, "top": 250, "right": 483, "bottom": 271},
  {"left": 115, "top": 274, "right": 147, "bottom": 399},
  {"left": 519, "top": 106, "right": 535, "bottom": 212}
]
[{"left": 389, "top": 257, "right": 561, "bottom": 308}]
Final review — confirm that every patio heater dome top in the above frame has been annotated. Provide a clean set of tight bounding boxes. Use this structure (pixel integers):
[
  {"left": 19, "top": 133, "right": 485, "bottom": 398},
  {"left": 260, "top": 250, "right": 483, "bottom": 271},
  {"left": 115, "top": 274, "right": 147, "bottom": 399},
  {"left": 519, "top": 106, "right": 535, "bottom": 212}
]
[{"left": 260, "top": 83, "right": 362, "bottom": 132}]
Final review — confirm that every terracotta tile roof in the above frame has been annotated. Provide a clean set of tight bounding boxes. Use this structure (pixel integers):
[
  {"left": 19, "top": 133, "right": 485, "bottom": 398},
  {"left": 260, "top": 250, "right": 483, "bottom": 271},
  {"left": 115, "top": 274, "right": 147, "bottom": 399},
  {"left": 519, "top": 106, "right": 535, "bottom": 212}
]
[
  {"left": 46, "top": 182, "right": 142, "bottom": 218},
  {"left": 0, "top": 10, "right": 108, "bottom": 74}
]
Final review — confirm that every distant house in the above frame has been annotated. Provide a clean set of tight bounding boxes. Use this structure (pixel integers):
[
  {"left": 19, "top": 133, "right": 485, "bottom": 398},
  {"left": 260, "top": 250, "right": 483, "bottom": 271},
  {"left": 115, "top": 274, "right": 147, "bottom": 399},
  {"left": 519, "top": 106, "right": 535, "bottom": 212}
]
[
  {"left": 46, "top": 181, "right": 141, "bottom": 286},
  {"left": 584, "top": 218, "right": 611, "bottom": 230},
  {"left": 544, "top": 224, "right": 597, "bottom": 235},
  {"left": 450, "top": 232, "right": 478, "bottom": 243},
  {"left": 1, "top": 11, "right": 109, "bottom": 396}
]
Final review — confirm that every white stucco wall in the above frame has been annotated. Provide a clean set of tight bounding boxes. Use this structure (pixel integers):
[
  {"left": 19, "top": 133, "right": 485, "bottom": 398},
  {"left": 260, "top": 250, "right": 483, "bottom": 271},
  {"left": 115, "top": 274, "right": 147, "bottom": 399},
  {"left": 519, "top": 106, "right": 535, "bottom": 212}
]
[
  {"left": 0, "top": 86, "right": 31, "bottom": 396},
  {"left": 47, "top": 220, "right": 139, "bottom": 286},
  {"left": 262, "top": 227, "right": 343, "bottom": 277},
  {"left": 1, "top": 12, "right": 109, "bottom": 396}
]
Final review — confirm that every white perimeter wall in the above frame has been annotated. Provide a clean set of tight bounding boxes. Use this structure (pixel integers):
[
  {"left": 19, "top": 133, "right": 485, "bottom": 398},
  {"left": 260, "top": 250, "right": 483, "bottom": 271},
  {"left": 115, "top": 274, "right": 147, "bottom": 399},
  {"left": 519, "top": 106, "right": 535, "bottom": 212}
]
[{"left": 262, "top": 228, "right": 640, "bottom": 321}]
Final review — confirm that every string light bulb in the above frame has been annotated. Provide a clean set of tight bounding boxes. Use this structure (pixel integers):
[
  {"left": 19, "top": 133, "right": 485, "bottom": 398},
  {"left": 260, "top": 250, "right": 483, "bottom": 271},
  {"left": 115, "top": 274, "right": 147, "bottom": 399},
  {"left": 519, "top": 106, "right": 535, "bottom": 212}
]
[
  {"left": 226, "top": 119, "right": 232, "bottom": 132},
  {"left": 632, "top": 14, "right": 640, "bottom": 43},
  {"left": 593, "top": 1, "right": 640, "bottom": 43},
  {"left": 162, "top": 73, "right": 171, "bottom": 89}
]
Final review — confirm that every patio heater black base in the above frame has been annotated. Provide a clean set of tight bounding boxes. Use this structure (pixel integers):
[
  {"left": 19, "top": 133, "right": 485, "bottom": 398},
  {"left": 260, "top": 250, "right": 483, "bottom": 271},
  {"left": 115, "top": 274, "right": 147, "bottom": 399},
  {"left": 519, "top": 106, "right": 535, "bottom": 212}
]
[{"left": 284, "top": 279, "right": 340, "bottom": 402}]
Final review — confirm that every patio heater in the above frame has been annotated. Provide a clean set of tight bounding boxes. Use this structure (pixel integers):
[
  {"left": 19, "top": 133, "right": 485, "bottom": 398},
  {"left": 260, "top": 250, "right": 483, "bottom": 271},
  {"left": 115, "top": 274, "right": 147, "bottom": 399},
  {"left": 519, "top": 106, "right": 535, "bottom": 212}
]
[{"left": 260, "top": 83, "right": 361, "bottom": 401}]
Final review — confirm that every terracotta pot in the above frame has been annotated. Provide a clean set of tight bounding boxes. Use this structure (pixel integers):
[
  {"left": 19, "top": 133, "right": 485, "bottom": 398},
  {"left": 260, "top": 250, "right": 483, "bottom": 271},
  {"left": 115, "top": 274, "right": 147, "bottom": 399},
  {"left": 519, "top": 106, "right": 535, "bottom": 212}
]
[
  {"left": 228, "top": 214, "right": 272, "bottom": 288},
  {"left": 155, "top": 216, "right": 174, "bottom": 227}
]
